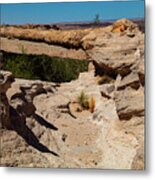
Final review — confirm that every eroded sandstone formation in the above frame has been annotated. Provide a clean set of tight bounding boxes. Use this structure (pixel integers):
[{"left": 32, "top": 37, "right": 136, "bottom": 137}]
[
  {"left": 0, "top": 19, "right": 145, "bottom": 169},
  {"left": 0, "top": 19, "right": 142, "bottom": 60}
]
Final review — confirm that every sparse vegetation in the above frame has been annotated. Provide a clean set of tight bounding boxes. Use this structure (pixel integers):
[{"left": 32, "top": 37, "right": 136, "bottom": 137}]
[
  {"left": 3, "top": 53, "right": 88, "bottom": 82},
  {"left": 77, "top": 91, "right": 89, "bottom": 110},
  {"left": 77, "top": 92, "right": 96, "bottom": 113}
]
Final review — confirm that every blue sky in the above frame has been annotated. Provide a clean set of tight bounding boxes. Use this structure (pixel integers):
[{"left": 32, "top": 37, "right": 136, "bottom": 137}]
[{"left": 1, "top": 1, "right": 145, "bottom": 24}]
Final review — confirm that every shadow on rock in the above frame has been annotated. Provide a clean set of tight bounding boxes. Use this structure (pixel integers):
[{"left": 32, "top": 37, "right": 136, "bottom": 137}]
[
  {"left": 34, "top": 114, "right": 58, "bottom": 130},
  {"left": 10, "top": 106, "right": 59, "bottom": 157}
]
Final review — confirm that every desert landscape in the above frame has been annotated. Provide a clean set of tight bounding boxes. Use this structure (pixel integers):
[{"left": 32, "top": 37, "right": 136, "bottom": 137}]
[{"left": 0, "top": 17, "right": 144, "bottom": 169}]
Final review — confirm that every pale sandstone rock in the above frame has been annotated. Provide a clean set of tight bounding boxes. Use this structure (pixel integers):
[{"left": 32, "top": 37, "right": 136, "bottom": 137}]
[
  {"left": 10, "top": 82, "right": 44, "bottom": 118},
  {"left": 100, "top": 84, "right": 115, "bottom": 99},
  {"left": 118, "top": 116, "right": 144, "bottom": 169},
  {"left": 117, "top": 72, "right": 140, "bottom": 90},
  {"left": 1, "top": 71, "right": 145, "bottom": 169},
  {"left": 114, "top": 87, "right": 144, "bottom": 120},
  {"left": 92, "top": 100, "right": 140, "bottom": 169},
  {"left": 0, "top": 37, "right": 87, "bottom": 60},
  {"left": 91, "top": 32, "right": 144, "bottom": 76}
]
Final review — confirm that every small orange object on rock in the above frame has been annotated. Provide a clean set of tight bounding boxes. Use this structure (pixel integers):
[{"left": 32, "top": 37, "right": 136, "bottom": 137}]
[{"left": 89, "top": 96, "right": 95, "bottom": 113}]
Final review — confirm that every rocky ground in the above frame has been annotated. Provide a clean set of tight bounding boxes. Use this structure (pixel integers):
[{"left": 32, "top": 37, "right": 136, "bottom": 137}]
[{"left": 0, "top": 19, "right": 145, "bottom": 169}]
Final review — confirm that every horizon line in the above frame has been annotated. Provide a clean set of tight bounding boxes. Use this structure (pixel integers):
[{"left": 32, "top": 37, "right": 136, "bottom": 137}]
[{"left": 1, "top": 17, "right": 144, "bottom": 25}]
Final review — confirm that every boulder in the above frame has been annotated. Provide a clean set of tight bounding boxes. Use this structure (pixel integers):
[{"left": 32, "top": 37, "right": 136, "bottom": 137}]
[
  {"left": 114, "top": 87, "right": 144, "bottom": 120},
  {"left": 131, "top": 48, "right": 145, "bottom": 86},
  {"left": 93, "top": 98, "right": 119, "bottom": 122},
  {"left": 91, "top": 32, "right": 144, "bottom": 77},
  {"left": 91, "top": 100, "right": 141, "bottom": 169},
  {"left": 0, "top": 71, "right": 14, "bottom": 93},
  {"left": 111, "top": 18, "right": 139, "bottom": 33},
  {"left": 119, "top": 116, "right": 144, "bottom": 169},
  {"left": 0, "top": 71, "right": 14, "bottom": 128},
  {"left": 10, "top": 81, "right": 45, "bottom": 118},
  {"left": 117, "top": 72, "right": 140, "bottom": 90}
]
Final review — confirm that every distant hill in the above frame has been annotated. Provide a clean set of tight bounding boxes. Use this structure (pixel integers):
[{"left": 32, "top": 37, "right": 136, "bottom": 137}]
[{"left": 1, "top": 18, "right": 144, "bottom": 33}]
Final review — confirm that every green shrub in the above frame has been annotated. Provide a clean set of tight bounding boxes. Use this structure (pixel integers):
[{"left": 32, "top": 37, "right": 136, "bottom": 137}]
[
  {"left": 3, "top": 53, "right": 88, "bottom": 82},
  {"left": 78, "top": 91, "right": 89, "bottom": 110}
]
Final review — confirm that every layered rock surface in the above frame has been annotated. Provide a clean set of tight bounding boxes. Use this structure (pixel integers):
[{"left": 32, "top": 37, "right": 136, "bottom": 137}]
[
  {"left": 0, "top": 71, "right": 144, "bottom": 169},
  {"left": 0, "top": 19, "right": 144, "bottom": 169},
  {"left": 0, "top": 37, "right": 87, "bottom": 60},
  {"left": 0, "top": 19, "right": 143, "bottom": 61}
]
